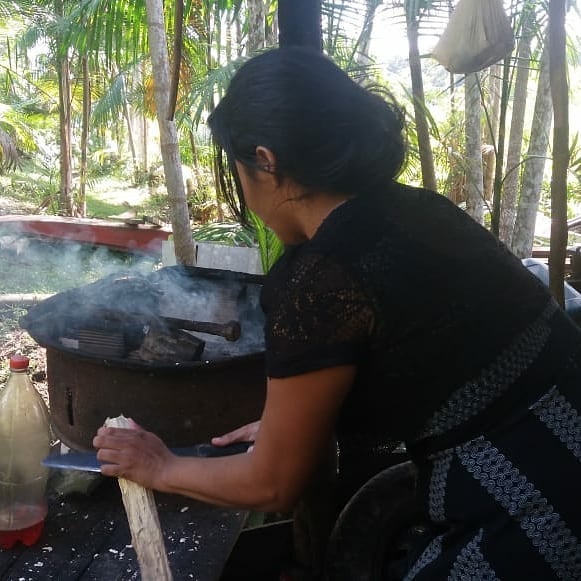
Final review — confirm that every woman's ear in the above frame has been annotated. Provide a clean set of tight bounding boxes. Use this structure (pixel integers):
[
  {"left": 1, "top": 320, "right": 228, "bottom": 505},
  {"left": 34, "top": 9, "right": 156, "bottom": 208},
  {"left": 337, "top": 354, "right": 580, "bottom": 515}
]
[{"left": 256, "top": 146, "right": 277, "bottom": 174}]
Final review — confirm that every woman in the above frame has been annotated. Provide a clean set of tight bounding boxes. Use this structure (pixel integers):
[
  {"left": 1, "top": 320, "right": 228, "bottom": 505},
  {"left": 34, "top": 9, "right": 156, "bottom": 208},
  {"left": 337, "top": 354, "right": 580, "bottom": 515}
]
[{"left": 94, "top": 47, "right": 581, "bottom": 579}]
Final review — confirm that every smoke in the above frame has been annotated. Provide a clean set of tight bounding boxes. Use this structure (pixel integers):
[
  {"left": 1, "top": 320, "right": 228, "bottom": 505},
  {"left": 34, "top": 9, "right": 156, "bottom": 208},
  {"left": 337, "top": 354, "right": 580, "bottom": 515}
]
[
  {"left": 0, "top": 228, "right": 157, "bottom": 295},
  {"left": 15, "top": 255, "right": 265, "bottom": 366},
  {"left": 0, "top": 221, "right": 266, "bottom": 364},
  {"left": 148, "top": 267, "right": 266, "bottom": 361}
]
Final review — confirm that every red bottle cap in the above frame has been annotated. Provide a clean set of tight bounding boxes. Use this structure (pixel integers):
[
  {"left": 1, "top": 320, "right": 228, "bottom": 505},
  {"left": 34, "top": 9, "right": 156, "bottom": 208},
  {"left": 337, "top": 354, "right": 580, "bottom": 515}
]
[{"left": 9, "top": 355, "right": 30, "bottom": 370}]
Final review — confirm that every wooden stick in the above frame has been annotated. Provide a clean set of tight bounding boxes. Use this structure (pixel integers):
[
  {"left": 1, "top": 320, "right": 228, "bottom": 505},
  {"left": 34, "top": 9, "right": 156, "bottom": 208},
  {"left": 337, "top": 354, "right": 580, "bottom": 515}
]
[
  {"left": 105, "top": 415, "right": 173, "bottom": 581},
  {"left": 0, "top": 293, "right": 54, "bottom": 306}
]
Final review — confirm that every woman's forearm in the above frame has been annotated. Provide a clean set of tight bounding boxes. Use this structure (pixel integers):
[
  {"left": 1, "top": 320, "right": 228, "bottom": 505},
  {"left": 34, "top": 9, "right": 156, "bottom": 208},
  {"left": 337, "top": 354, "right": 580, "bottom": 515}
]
[
  {"left": 95, "top": 367, "right": 354, "bottom": 513},
  {"left": 158, "top": 453, "right": 292, "bottom": 512}
]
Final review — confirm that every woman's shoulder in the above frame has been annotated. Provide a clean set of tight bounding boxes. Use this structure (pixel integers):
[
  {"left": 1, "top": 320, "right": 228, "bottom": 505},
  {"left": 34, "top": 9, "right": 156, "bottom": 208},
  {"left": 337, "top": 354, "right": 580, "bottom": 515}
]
[
  {"left": 318, "top": 183, "right": 467, "bottom": 235},
  {"left": 264, "top": 242, "right": 361, "bottom": 295}
]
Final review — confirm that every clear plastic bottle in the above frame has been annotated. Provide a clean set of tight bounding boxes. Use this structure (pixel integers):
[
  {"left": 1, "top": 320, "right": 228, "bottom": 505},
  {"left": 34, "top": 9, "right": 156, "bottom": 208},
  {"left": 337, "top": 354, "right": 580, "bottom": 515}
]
[{"left": 0, "top": 354, "right": 51, "bottom": 549}]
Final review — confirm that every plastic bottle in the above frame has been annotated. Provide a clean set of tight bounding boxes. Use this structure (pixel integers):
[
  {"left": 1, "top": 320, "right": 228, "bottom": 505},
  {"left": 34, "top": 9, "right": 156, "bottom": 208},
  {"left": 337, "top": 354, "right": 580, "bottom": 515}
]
[{"left": 0, "top": 355, "right": 51, "bottom": 549}]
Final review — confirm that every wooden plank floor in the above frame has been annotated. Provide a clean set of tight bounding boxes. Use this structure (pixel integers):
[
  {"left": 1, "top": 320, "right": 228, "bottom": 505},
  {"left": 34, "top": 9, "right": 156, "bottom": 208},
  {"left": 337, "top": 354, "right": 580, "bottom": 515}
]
[{"left": 0, "top": 476, "right": 247, "bottom": 581}]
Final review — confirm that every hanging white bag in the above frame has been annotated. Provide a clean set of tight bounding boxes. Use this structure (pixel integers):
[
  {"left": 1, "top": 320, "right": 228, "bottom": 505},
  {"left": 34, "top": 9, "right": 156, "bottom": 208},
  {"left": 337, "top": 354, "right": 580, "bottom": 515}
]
[{"left": 432, "top": 0, "right": 514, "bottom": 74}]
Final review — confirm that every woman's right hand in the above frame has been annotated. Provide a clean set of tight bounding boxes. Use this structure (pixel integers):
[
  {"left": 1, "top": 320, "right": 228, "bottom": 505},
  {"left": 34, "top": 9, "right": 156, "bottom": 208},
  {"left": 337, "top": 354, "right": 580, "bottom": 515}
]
[{"left": 211, "top": 420, "right": 260, "bottom": 448}]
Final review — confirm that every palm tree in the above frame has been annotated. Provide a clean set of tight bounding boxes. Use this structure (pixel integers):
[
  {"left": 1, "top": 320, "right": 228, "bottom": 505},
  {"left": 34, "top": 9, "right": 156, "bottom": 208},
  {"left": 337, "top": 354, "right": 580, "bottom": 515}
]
[
  {"left": 387, "top": 0, "right": 449, "bottom": 191},
  {"left": 54, "top": 0, "right": 74, "bottom": 215},
  {"left": 499, "top": 4, "right": 536, "bottom": 244},
  {"left": 464, "top": 71, "right": 484, "bottom": 223},
  {"left": 247, "top": 0, "right": 266, "bottom": 53},
  {"left": 64, "top": 0, "right": 200, "bottom": 262},
  {"left": 0, "top": 127, "right": 23, "bottom": 172},
  {"left": 143, "top": 0, "right": 195, "bottom": 264},
  {"left": 389, "top": 1, "right": 460, "bottom": 188},
  {"left": 511, "top": 44, "right": 552, "bottom": 259}
]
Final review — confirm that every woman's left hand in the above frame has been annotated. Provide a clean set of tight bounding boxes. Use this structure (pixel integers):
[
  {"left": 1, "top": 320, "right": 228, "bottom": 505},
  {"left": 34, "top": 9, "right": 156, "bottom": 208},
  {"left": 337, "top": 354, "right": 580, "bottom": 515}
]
[{"left": 93, "top": 423, "right": 175, "bottom": 489}]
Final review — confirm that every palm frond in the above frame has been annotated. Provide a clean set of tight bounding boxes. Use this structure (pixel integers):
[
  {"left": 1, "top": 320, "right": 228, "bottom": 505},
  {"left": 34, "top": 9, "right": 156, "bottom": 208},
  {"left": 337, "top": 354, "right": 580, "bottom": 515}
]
[
  {"left": 66, "top": 0, "right": 148, "bottom": 69},
  {"left": 186, "top": 54, "right": 247, "bottom": 127},
  {"left": 90, "top": 72, "right": 126, "bottom": 127},
  {"left": 0, "top": 126, "right": 21, "bottom": 171}
]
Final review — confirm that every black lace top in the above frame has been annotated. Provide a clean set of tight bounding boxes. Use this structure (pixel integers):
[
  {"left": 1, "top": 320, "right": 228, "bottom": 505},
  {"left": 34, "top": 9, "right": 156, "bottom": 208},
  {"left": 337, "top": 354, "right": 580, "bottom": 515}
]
[{"left": 260, "top": 183, "right": 581, "bottom": 457}]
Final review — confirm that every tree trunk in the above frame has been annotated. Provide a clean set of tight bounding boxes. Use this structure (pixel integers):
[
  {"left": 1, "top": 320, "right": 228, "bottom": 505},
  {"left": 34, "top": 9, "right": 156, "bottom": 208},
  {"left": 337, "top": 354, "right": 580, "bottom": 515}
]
[
  {"left": 490, "top": 57, "right": 511, "bottom": 236},
  {"left": 226, "top": 10, "right": 233, "bottom": 60},
  {"left": 266, "top": 4, "right": 278, "bottom": 47},
  {"left": 58, "top": 57, "right": 74, "bottom": 216},
  {"left": 354, "top": 0, "right": 380, "bottom": 64},
  {"left": 120, "top": 74, "right": 139, "bottom": 184},
  {"left": 464, "top": 72, "right": 484, "bottom": 224},
  {"left": 407, "top": 15, "right": 437, "bottom": 192},
  {"left": 248, "top": 0, "right": 266, "bottom": 54},
  {"left": 79, "top": 55, "right": 90, "bottom": 218},
  {"left": 55, "top": 0, "right": 74, "bottom": 217},
  {"left": 142, "top": 115, "right": 148, "bottom": 175},
  {"left": 144, "top": 0, "right": 196, "bottom": 265},
  {"left": 444, "top": 70, "right": 465, "bottom": 205},
  {"left": 512, "top": 46, "right": 552, "bottom": 259},
  {"left": 204, "top": 7, "right": 224, "bottom": 221},
  {"left": 483, "top": 65, "right": 501, "bottom": 202},
  {"left": 134, "top": 62, "right": 148, "bottom": 174},
  {"left": 236, "top": 14, "right": 243, "bottom": 56},
  {"left": 168, "top": 0, "right": 184, "bottom": 122},
  {"left": 214, "top": 3, "right": 222, "bottom": 66},
  {"left": 499, "top": 12, "right": 534, "bottom": 245},
  {"left": 549, "top": 0, "right": 569, "bottom": 307},
  {"left": 278, "top": 0, "right": 322, "bottom": 50}
]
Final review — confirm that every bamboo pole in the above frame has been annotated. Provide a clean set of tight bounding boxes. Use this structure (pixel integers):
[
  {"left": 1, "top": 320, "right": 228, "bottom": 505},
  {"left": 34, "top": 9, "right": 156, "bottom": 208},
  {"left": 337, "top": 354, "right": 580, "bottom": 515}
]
[{"left": 105, "top": 415, "right": 173, "bottom": 581}]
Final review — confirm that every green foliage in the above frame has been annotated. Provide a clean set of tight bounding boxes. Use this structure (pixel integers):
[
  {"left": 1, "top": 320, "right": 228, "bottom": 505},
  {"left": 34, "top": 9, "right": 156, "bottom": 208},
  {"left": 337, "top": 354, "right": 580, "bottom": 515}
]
[
  {"left": 185, "top": 56, "right": 247, "bottom": 127},
  {"left": 88, "top": 147, "right": 125, "bottom": 177},
  {"left": 2, "top": 0, "right": 577, "bottom": 261},
  {"left": 137, "top": 190, "right": 170, "bottom": 222},
  {"left": 0, "top": 168, "right": 54, "bottom": 210},
  {"left": 66, "top": 0, "right": 148, "bottom": 70},
  {"left": 565, "top": 132, "right": 581, "bottom": 211},
  {"left": 247, "top": 211, "right": 284, "bottom": 273},
  {"left": 192, "top": 222, "right": 255, "bottom": 247},
  {"left": 190, "top": 214, "right": 283, "bottom": 274},
  {"left": 569, "top": 131, "right": 581, "bottom": 183}
]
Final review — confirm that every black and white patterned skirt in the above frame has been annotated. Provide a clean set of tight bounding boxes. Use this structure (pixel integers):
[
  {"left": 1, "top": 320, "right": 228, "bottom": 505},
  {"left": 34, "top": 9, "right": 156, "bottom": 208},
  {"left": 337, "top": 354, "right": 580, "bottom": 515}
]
[{"left": 402, "top": 374, "right": 581, "bottom": 580}]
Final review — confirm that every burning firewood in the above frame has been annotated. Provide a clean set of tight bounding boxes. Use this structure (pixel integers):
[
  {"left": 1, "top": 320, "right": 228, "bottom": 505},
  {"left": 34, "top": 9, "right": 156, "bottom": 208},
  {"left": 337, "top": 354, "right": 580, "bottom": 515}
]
[
  {"left": 137, "top": 324, "right": 205, "bottom": 362},
  {"left": 105, "top": 415, "right": 173, "bottom": 581}
]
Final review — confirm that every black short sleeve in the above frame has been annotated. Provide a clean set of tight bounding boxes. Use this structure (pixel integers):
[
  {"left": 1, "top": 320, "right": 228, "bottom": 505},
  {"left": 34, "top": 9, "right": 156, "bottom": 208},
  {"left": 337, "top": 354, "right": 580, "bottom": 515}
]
[{"left": 262, "top": 251, "right": 374, "bottom": 378}]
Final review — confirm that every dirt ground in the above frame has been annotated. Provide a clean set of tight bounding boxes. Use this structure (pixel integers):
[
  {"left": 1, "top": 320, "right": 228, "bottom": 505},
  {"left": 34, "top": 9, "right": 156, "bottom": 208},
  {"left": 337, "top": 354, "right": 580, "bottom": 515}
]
[
  {"left": 0, "top": 192, "right": 46, "bottom": 396},
  {"left": 0, "top": 297, "right": 49, "bottom": 405},
  {"left": 0, "top": 190, "right": 49, "bottom": 399}
]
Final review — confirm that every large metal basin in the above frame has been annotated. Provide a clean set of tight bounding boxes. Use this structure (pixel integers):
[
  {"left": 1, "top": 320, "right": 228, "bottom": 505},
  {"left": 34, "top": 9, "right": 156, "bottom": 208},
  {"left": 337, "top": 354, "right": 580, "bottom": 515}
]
[{"left": 22, "top": 266, "right": 267, "bottom": 451}]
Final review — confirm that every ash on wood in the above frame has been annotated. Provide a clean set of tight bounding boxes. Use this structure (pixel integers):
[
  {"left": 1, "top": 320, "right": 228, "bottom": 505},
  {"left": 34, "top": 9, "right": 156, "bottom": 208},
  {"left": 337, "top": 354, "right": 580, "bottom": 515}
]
[{"left": 105, "top": 415, "right": 173, "bottom": 581}]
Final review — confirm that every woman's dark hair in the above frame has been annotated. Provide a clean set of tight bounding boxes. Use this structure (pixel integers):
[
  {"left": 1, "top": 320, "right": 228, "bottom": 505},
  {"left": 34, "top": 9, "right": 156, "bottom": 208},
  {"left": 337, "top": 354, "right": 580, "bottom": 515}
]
[{"left": 208, "top": 47, "right": 406, "bottom": 219}]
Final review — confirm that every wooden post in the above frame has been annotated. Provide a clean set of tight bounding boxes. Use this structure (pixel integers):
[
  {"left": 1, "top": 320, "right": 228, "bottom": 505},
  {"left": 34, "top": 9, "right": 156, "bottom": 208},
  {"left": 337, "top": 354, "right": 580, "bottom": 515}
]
[
  {"left": 548, "top": 0, "right": 569, "bottom": 307},
  {"left": 105, "top": 415, "right": 173, "bottom": 581},
  {"left": 278, "top": 0, "right": 322, "bottom": 50}
]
